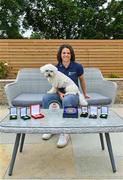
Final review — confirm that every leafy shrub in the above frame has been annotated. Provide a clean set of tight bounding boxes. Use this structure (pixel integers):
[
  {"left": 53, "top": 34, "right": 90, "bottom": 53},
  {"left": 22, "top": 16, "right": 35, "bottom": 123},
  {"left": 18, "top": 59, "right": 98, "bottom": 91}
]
[
  {"left": 108, "top": 73, "right": 120, "bottom": 78},
  {"left": 0, "top": 61, "right": 10, "bottom": 79}
]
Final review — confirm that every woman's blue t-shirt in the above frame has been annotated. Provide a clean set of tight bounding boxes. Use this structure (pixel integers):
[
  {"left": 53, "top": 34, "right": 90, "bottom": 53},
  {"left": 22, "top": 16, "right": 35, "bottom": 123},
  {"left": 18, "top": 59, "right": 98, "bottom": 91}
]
[{"left": 56, "top": 62, "right": 84, "bottom": 87}]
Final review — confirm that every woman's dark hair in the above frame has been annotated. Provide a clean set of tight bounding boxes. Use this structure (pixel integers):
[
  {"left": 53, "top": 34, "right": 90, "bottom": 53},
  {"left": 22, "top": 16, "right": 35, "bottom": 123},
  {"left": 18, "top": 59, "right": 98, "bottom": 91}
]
[{"left": 57, "top": 44, "right": 75, "bottom": 64}]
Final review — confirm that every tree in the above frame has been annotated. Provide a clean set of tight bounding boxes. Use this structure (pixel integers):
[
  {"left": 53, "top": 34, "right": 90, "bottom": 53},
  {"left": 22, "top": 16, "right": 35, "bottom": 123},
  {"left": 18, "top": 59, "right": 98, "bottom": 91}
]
[
  {"left": 0, "top": 0, "right": 123, "bottom": 39},
  {"left": 23, "top": 0, "right": 80, "bottom": 38},
  {"left": 107, "top": 0, "right": 123, "bottom": 39},
  {"left": 23, "top": 0, "right": 112, "bottom": 39},
  {"left": 0, "top": 0, "right": 25, "bottom": 38}
]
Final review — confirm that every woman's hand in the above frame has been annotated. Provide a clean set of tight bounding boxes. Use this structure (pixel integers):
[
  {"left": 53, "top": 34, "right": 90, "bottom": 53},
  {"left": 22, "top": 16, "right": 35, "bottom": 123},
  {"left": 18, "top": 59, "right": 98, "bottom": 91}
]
[
  {"left": 84, "top": 94, "right": 90, "bottom": 99},
  {"left": 58, "top": 91, "right": 65, "bottom": 100}
]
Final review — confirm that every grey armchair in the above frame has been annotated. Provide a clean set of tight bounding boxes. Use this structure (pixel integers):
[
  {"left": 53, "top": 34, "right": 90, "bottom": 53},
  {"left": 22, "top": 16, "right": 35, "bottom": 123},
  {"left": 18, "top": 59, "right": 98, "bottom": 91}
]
[
  {"left": 5, "top": 68, "right": 51, "bottom": 107},
  {"left": 5, "top": 67, "right": 117, "bottom": 107},
  {"left": 84, "top": 68, "right": 117, "bottom": 106}
]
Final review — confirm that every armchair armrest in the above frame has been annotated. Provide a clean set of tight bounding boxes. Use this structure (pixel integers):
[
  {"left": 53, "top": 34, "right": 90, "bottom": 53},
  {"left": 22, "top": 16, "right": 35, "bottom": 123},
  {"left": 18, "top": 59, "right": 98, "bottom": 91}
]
[
  {"left": 4, "top": 81, "right": 20, "bottom": 106},
  {"left": 98, "top": 80, "right": 117, "bottom": 105}
]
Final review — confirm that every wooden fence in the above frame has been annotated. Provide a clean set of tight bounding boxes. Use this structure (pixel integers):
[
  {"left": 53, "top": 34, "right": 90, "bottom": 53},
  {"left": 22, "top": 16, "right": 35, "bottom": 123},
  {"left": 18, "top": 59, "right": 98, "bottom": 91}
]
[{"left": 0, "top": 39, "right": 123, "bottom": 78}]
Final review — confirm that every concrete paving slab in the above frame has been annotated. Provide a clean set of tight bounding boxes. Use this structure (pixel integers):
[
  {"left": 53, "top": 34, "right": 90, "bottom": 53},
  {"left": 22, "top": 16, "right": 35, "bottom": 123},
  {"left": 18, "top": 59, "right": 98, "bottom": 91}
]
[
  {"left": 72, "top": 134, "right": 123, "bottom": 178},
  {"left": 0, "top": 144, "right": 13, "bottom": 179},
  {"left": 4, "top": 141, "right": 76, "bottom": 179}
]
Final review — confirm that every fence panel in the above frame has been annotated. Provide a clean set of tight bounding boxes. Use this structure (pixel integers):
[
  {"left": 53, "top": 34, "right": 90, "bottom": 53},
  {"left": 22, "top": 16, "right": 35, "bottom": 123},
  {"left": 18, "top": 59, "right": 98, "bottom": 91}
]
[{"left": 0, "top": 40, "right": 123, "bottom": 78}]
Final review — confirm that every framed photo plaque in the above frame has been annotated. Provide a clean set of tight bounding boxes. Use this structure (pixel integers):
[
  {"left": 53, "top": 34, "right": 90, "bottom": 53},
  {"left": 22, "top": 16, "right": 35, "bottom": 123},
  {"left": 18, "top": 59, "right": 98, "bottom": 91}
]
[
  {"left": 100, "top": 106, "right": 108, "bottom": 118},
  {"left": 89, "top": 106, "right": 98, "bottom": 119},
  {"left": 10, "top": 107, "right": 17, "bottom": 120},
  {"left": 20, "top": 107, "right": 30, "bottom": 120},
  {"left": 80, "top": 106, "right": 88, "bottom": 117}
]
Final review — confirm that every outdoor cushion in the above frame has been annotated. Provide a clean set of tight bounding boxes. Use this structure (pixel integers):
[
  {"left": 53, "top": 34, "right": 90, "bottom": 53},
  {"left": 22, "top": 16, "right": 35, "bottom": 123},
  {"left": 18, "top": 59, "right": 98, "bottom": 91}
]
[
  {"left": 12, "top": 93, "right": 45, "bottom": 107},
  {"left": 87, "top": 93, "right": 112, "bottom": 105}
]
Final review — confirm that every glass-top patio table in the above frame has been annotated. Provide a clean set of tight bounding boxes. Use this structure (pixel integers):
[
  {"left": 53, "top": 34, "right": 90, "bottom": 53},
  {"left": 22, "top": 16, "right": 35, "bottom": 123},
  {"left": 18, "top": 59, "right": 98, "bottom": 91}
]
[{"left": 1, "top": 109, "right": 123, "bottom": 176}]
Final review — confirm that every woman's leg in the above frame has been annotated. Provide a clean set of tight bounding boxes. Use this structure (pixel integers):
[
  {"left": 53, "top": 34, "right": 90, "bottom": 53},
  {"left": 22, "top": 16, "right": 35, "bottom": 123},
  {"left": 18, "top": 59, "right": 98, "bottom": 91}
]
[
  {"left": 42, "top": 93, "right": 62, "bottom": 109},
  {"left": 42, "top": 93, "right": 62, "bottom": 140},
  {"left": 57, "top": 94, "right": 79, "bottom": 148},
  {"left": 42, "top": 93, "right": 79, "bottom": 109},
  {"left": 62, "top": 94, "right": 79, "bottom": 107}
]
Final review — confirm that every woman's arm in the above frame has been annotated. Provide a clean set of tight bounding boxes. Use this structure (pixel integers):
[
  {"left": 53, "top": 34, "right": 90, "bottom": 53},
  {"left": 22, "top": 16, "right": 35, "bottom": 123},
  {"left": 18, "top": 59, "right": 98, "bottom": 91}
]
[{"left": 79, "top": 75, "right": 90, "bottom": 98}]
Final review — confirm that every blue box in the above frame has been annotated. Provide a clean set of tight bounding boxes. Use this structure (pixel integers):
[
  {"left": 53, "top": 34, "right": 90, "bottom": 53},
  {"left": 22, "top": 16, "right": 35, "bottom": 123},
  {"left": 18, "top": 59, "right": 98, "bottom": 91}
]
[{"left": 63, "top": 107, "right": 78, "bottom": 118}]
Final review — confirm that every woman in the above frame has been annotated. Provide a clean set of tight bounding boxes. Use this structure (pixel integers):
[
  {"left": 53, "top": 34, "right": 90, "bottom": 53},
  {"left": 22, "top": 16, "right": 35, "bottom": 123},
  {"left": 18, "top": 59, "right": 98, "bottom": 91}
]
[{"left": 42, "top": 44, "right": 89, "bottom": 148}]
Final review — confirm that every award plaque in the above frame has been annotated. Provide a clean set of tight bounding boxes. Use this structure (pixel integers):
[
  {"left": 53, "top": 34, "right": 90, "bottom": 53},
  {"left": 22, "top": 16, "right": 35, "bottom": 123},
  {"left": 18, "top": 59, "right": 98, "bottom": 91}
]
[
  {"left": 30, "top": 104, "right": 44, "bottom": 119},
  {"left": 10, "top": 107, "right": 17, "bottom": 120},
  {"left": 20, "top": 107, "right": 30, "bottom": 120},
  {"left": 63, "top": 106, "right": 78, "bottom": 118},
  {"left": 100, "top": 106, "right": 108, "bottom": 119},
  {"left": 80, "top": 106, "right": 88, "bottom": 117},
  {"left": 89, "top": 106, "right": 98, "bottom": 119},
  {"left": 49, "top": 102, "right": 60, "bottom": 110}
]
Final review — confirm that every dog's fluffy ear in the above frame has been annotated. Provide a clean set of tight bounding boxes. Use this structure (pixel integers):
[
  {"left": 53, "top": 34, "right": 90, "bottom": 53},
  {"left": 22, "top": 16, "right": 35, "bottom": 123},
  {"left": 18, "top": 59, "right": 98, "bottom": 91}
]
[
  {"left": 40, "top": 64, "right": 58, "bottom": 73},
  {"left": 40, "top": 65, "right": 46, "bottom": 73}
]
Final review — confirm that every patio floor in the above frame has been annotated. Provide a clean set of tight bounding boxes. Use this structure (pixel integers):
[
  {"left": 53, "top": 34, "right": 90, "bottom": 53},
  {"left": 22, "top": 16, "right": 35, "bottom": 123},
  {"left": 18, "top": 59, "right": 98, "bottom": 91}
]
[{"left": 0, "top": 104, "right": 123, "bottom": 180}]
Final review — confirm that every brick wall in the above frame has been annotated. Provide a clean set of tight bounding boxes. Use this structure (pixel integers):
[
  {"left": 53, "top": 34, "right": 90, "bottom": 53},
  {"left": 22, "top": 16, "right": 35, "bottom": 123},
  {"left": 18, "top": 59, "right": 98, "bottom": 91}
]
[
  {"left": 0, "top": 79, "right": 123, "bottom": 105},
  {"left": 0, "top": 80, "right": 14, "bottom": 104},
  {"left": 113, "top": 79, "right": 123, "bottom": 104}
]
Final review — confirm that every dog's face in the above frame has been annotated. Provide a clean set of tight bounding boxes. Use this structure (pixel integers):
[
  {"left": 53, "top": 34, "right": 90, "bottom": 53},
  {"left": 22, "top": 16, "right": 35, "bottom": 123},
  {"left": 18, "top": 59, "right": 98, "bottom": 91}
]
[
  {"left": 40, "top": 64, "right": 57, "bottom": 79},
  {"left": 43, "top": 69, "right": 54, "bottom": 78}
]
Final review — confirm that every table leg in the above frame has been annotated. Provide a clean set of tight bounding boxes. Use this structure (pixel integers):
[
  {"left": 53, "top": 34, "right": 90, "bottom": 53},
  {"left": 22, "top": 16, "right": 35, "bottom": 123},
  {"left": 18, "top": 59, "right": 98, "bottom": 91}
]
[
  {"left": 105, "top": 133, "right": 116, "bottom": 172},
  {"left": 19, "top": 133, "right": 26, "bottom": 152},
  {"left": 8, "top": 133, "right": 21, "bottom": 176},
  {"left": 99, "top": 133, "right": 105, "bottom": 150}
]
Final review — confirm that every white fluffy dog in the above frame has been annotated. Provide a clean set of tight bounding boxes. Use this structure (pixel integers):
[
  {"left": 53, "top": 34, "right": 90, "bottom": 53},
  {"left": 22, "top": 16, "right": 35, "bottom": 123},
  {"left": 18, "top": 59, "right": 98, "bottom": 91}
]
[{"left": 40, "top": 64, "right": 88, "bottom": 106}]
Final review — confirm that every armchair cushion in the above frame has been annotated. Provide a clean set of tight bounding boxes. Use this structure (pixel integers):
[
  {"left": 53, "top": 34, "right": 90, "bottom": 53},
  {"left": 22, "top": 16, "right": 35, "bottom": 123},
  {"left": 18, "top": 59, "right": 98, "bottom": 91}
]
[
  {"left": 12, "top": 93, "right": 45, "bottom": 107},
  {"left": 87, "top": 93, "right": 112, "bottom": 105}
]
